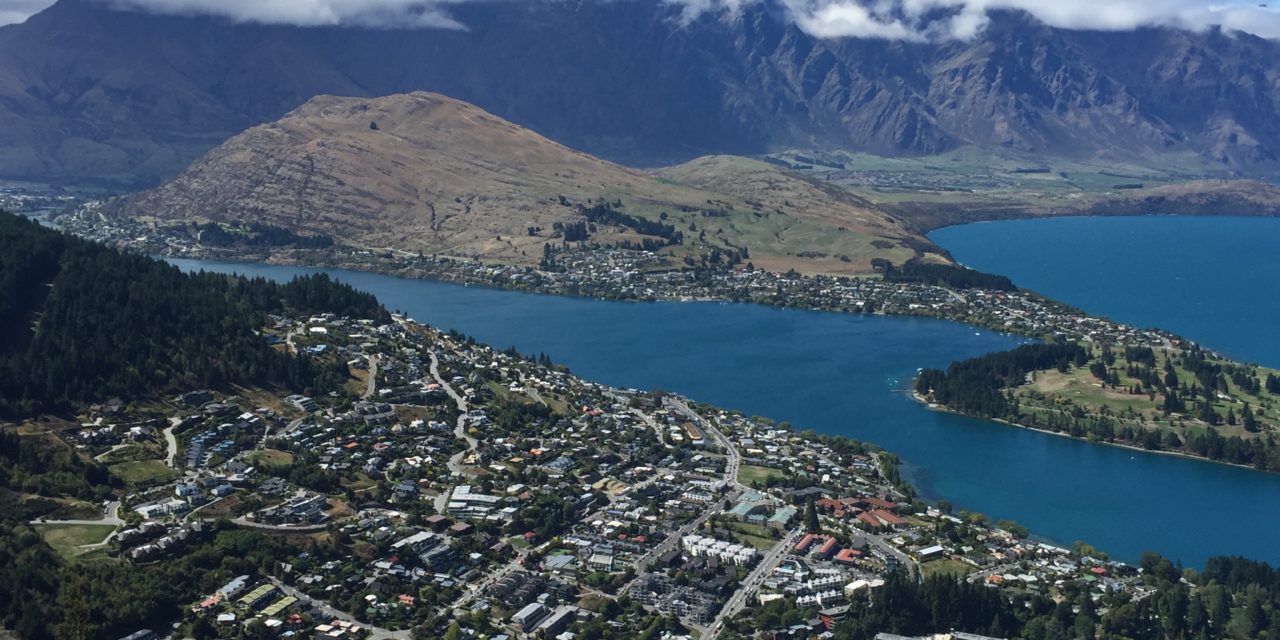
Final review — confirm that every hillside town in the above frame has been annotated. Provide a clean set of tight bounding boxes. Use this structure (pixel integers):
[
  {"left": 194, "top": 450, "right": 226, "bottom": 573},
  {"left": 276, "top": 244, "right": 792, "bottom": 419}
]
[
  {"left": 34, "top": 305, "right": 1165, "bottom": 640},
  {"left": 58, "top": 206, "right": 1184, "bottom": 354}
]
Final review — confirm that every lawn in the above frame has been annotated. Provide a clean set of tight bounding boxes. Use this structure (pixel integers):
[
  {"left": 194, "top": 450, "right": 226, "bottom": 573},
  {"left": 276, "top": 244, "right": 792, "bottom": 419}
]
[
  {"left": 738, "top": 464, "right": 785, "bottom": 486},
  {"left": 35, "top": 523, "right": 117, "bottom": 560},
  {"left": 921, "top": 558, "right": 974, "bottom": 578},
  {"left": 108, "top": 460, "right": 178, "bottom": 487},
  {"left": 736, "top": 532, "right": 780, "bottom": 551},
  {"left": 728, "top": 522, "right": 781, "bottom": 551},
  {"left": 248, "top": 448, "right": 295, "bottom": 470},
  {"left": 1017, "top": 343, "right": 1280, "bottom": 441}
]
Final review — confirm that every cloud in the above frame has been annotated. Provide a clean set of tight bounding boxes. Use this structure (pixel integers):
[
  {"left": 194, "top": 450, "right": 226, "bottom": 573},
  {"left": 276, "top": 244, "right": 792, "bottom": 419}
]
[
  {"left": 786, "top": 0, "right": 927, "bottom": 40},
  {"left": 783, "top": 0, "right": 1280, "bottom": 40},
  {"left": 3, "top": 0, "right": 1280, "bottom": 39},
  {"left": 105, "top": 0, "right": 470, "bottom": 29},
  {"left": 0, "top": 0, "right": 57, "bottom": 26}
]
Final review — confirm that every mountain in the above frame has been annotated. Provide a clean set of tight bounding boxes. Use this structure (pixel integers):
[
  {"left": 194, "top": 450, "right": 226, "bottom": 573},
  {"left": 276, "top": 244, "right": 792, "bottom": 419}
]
[
  {"left": 2, "top": 0, "right": 1280, "bottom": 187},
  {"left": 106, "top": 92, "right": 933, "bottom": 273}
]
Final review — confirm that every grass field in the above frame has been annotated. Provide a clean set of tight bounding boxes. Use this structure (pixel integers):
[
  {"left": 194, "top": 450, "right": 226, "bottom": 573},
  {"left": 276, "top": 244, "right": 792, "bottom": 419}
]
[
  {"left": 248, "top": 448, "right": 295, "bottom": 470},
  {"left": 738, "top": 464, "right": 785, "bottom": 486},
  {"left": 35, "top": 523, "right": 117, "bottom": 560},
  {"left": 108, "top": 460, "right": 178, "bottom": 487},
  {"left": 728, "top": 522, "right": 782, "bottom": 551},
  {"left": 921, "top": 558, "right": 974, "bottom": 578},
  {"left": 779, "top": 147, "right": 1222, "bottom": 208},
  {"left": 1015, "top": 344, "right": 1280, "bottom": 443}
]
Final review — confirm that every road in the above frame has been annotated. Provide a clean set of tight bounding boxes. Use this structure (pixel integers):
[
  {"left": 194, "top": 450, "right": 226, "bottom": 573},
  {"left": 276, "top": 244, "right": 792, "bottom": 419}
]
[
  {"left": 93, "top": 442, "right": 131, "bottom": 462},
  {"left": 667, "top": 397, "right": 745, "bottom": 489},
  {"left": 229, "top": 517, "right": 329, "bottom": 533},
  {"left": 517, "top": 371, "right": 548, "bottom": 406},
  {"left": 269, "top": 577, "right": 409, "bottom": 640},
  {"left": 605, "top": 390, "right": 672, "bottom": 448},
  {"left": 362, "top": 354, "right": 380, "bottom": 399},
  {"left": 704, "top": 527, "right": 804, "bottom": 640},
  {"left": 451, "top": 540, "right": 550, "bottom": 612},
  {"left": 622, "top": 495, "right": 738, "bottom": 596},
  {"left": 853, "top": 529, "right": 919, "bottom": 580},
  {"left": 163, "top": 416, "right": 181, "bottom": 468},
  {"left": 429, "top": 349, "right": 477, "bottom": 511},
  {"left": 32, "top": 499, "right": 123, "bottom": 529}
]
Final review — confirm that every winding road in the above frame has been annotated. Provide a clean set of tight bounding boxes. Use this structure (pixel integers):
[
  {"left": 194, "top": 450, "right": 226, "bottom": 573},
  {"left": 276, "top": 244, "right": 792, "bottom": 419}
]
[
  {"left": 429, "top": 349, "right": 477, "bottom": 512},
  {"left": 667, "top": 397, "right": 745, "bottom": 490}
]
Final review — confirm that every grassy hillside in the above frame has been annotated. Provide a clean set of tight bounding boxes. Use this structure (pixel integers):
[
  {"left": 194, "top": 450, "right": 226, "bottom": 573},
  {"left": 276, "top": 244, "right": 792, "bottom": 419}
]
[{"left": 107, "top": 93, "right": 945, "bottom": 276}]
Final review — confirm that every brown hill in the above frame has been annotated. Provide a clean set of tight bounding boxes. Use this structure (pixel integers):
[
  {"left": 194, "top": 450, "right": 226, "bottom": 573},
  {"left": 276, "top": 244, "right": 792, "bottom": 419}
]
[{"left": 109, "top": 92, "right": 938, "bottom": 274}]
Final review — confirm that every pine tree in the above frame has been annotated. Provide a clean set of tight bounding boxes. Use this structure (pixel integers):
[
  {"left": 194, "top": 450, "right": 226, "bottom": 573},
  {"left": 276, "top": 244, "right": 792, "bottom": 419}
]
[
  {"left": 1242, "top": 404, "right": 1258, "bottom": 433},
  {"left": 804, "top": 496, "right": 820, "bottom": 533}
]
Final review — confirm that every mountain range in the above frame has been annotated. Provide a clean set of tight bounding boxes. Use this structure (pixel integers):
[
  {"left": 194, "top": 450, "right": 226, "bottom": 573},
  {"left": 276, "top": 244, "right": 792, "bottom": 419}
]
[{"left": 3, "top": 0, "right": 1280, "bottom": 187}]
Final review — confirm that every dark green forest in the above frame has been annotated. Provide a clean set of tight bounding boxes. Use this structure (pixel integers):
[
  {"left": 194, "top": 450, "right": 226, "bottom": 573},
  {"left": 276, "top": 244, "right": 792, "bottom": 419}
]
[
  {"left": 0, "top": 211, "right": 387, "bottom": 417},
  {"left": 915, "top": 343, "right": 1089, "bottom": 416},
  {"left": 916, "top": 342, "right": 1280, "bottom": 471},
  {"left": 881, "top": 258, "right": 1017, "bottom": 291},
  {"left": 194, "top": 221, "right": 335, "bottom": 249},
  {"left": 1, "top": 516, "right": 302, "bottom": 640}
]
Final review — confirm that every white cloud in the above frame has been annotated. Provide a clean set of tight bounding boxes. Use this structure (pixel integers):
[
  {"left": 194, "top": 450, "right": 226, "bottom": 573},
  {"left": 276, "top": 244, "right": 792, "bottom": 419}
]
[
  {"left": 104, "top": 0, "right": 469, "bottom": 28},
  {"left": 786, "top": 0, "right": 926, "bottom": 40},
  {"left": 779, "top": 0, "right": 1280, "bottom": 40},
  {"left": 2, "top": 0, "right": 1280, "bottom": 39},
  {"left": 0, "top": 0, "right": 56, "bottom": 26}
]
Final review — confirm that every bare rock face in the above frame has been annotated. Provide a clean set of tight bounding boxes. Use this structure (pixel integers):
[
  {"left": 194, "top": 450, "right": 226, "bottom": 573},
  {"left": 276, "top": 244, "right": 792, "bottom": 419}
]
[{"left": 3, "top": 0, "right": 1280, "bottom": 186}]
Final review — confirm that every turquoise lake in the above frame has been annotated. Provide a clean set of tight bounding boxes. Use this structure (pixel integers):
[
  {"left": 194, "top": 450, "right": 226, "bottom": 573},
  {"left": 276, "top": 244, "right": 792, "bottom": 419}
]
[
  {"left": 931, "top": 215, "right": 1280, "bottom": 368},
  {"left": 173, "top": 257, "right": 1280, "bottom": 568}
]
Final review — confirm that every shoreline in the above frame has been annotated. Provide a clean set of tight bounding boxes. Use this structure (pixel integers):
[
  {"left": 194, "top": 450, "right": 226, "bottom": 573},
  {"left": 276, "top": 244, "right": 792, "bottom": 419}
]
[
  {"left": 178, "top": 247, "right": 1277, "bottom": 477},
  {"left": 155, "top": 246, "right": 1178, "bottom": 347},
  {"left": 910, "top": 391, "right": 1271, "bottom": 475}
]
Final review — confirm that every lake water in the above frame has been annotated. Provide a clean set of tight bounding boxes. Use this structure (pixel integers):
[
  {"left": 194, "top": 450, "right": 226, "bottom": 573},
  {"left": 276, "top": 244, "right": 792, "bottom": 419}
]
[
  {"left": 931, "top": 216, "right": 1280, "bottom": 367},
  {"left": 172, "top": 258, "right": 1280, "bottom": 567}
]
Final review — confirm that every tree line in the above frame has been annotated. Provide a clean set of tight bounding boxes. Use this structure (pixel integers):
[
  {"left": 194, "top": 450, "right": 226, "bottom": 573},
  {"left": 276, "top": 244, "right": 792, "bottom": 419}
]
[
  {"left": 0, "top": 211, "right": 387, "bottom": 417},
  {"left": 880, "top": 258, "right": 1017, "bottom": 291},
  {"left": 915, "top": 343, "right": 1088, "bottom": 417},
  {"left": 194, "top": 221, "right": 334, "bottom": 249},
  {"left": 917, "top": 338, "right": 1280, "bottom": 471}
]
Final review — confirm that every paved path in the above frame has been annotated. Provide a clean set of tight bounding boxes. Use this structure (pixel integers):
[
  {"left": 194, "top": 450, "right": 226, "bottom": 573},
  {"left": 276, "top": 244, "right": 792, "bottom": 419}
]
[
  {"left": 229, "top": 517, "right": 328, "bottom": 533},
  {"left": 163, "top": 416, "right": 181, "bottom": 468},
  {"left": 269, "top": 577, "right": 409, "bottom": 640},
  {"left": 31, "top": 500, "right": 123, "bottom": 526},
  {"left": 429, "top": 349, "right": 477, "bottom": 512},
  {"left": 93, "top": 442, "right": 131, "bottom": 462},
  {"left": 705, "top": 527, "right": 804, "bottom": 640},
  {"left": 362, "top": 354, "right": 380, "bottom": 399},
  {"left": 667, "top": 397, "right": 745, "bottom": 490},
  {"left": 622, "top": 493, "right": 738, "bottom": 595}
]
